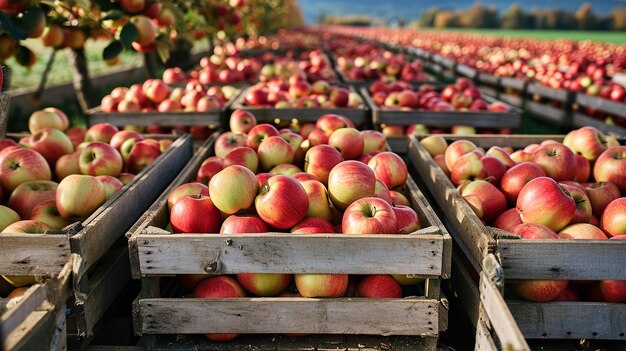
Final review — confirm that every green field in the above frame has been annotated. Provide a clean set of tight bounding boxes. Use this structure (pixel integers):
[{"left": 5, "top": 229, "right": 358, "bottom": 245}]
[{"left": 429, "top": 28, "right": 626, "bottom": 44}]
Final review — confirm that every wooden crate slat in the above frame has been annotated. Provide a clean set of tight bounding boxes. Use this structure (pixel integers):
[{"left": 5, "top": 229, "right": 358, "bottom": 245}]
[
  {"left": 508, "top": 301, "right": 626, "bottom": 340},
  {"left": 0, "top": 234, "right": 70, "bottom": 275},
  {"left": 497, "top": 239, "right": 626, "bottom": 280},
  {"left": 137, "top": 297, "right": 441, "bottom": 336},
  {"left": 576, "top": 93, "right": 626, "bottom": 118},
  {"left": 474, "top": 318, "right": 498, "bottom": 351},
  {"left": 88, "top": 110, "right": 222, "bottom": 127},
  {"left": 500, "top": 77, "right": 527, "bottom": 91},
  {"left": 572, "top": 112, "right": 626, "bottom": 136},
  {"left": 527, "top": 83, "right": 571, "bottom": 102},
  {"left": 526, "top": 101, "right": 569, "bottom": 125}
]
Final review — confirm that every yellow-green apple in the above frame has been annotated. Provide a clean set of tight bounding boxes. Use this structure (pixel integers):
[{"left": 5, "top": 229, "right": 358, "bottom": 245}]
[
  {"left": 517, "top": 177, "right": 576, "bottom": 232},
  {"left": 85, "top": 123, "right": 119, "bottom": 143},
  {"left": 390, "top": 190, "right": 410, "bottom": 207},
  {"left": 360, "top": 130, "right": 387, "bottom": 154},
  {"left": 449, "top": 151, "right": 487, "bottom": 186},
  {"left": 342, "top": 197, "right": 398, "bottom": 234},
  {"left": 167, "top": 182, "right": 208, "bottom": 211},
  {"left": 420, "top": 135, "right": 448, "bottom": 157},
  {"left": 299, "top": 180, "right": 334, "bottom": 221},
  {"left": 0, "top": 205, "right": 20, "bottom": 232},
  {"left": 444, "top": 140, "right": 479, "bottom": 171},
  {"left": 601, "top": 198, "right": 626, "bottom": 237},
  {"left": 485, "top": 146, "right": 515, "bottom": 168},
  {"left": 291, "top": 217, "right": 335, "bottom": 234},
  {"left": 304, "top": 145, "right": 343, "bottom": 185},
  {"left": 95, "top": 175, "right": 124, "bottom": 200},
  {"left": 328, "top": 161, "right": 376, "bottom": 209},
  {"left": 236, "top": 273, "right": 292, "bottom": 297},
  {"left": 29, "top": 199, "right": 71, "bottom": 230},
  {"left": 247, "top": 124, "right": 279, "bottom": 151},
  {"left": 493, "top": 208, "right": 523, "bottom": 233},
  {"left": 109, "top": 130, "right": 144, "bottom": 150},
  {"left": 27, "top": 128, "right": 73, "bottom": 166},
  {"left": 563, "top": 126, "right": 619, "bottom": 161},
  {"left": 142, "top": 79, "right": 170, "bottom": 104},
  {"left": 220, "top": 214, "right": 269, "bottom": 234},
  {"left": 28, "top": 108, "right": 69, "bottom": 134},
  {"left": 500, "top": 162, "right": 546, "bottom": 204},
  {"left": 56, "top": 175, "right": 106, "bottom": 220},
  {"left": 229, "top": 109, "right": 256, "bottom": 134},
  {"left": 357, "top": 275, "right": 403, "bottom": 298},
  {"left": 451, "top": 125, "right": 477, "bottom": 135},
  {"left": 459, "top": 180, "right": 507, "bottom": 225},
  {"left": 584, "top": 182, "right": 621, "bottom": 218},
  {"left": 512, "top": 223, "right": 559, "bottom": 239},
  {"left": 209, "top": 165, "right": 258, "bottom": 214},
  {"left": 510, "top": 150, "right": 531, "bottom": 163},
  {"left": 559, "top": 183, "right": 592, "bottom": 224},
  {"left": 192, "top": 276, "right": 246, "bottom": 342},
  {"left": 158, "top": 139, "right": 172, "bottom": 153},
  {"left": 79, "top": 142, "right": 123, "bottom": 177},
  {"left": 170, "top": 195, "right": 221, "bottom": 233},
  {"left": 315, "top": 114, "right": 354, "bottom": 136},
  {"left": 126, "top": 140, "right": 161, "bottom": 174},
  {"left": 223, "top": 147, "right": 258, "bottom": 173},
  {"left": 368, "top": 152, "right": 408, "bottom": 190},
  {"left": 255, "top": 175, "right": 308, "bottom": 229},
  {"left": 0, "top": 148, "right": 51, "bottom": 194},
  {"left": 117, "top": 173, "right": 134, "bottom": 185},
  {"left": 558, "top": 223, "right": 608, "bottom": 239},
  {"left": 381, "top": 125, "right": 404, "bottom": 137},
  {"left": 269, "top": 164, "right": 301, "bottom": 176},
  {"left": 373, "top": 179, "right": 393, "bottom": 205},
  {"left": 594, "top": 146, "right": 626, "bottom": 193},
  {"left": 214, "top": 132, "right": 246, "bottom": 159},
  {"left": 130, "top": 15, "right": 157, "bottom": 46},
  {"left": 530, "top": 143, "right": 577, "bottom": 181},
  {"left": 328, "top": 128, "right": 363, "bottom": 160},
  {"left": 1, "top": 220, "right": 52, "bottom": 234},
  {"left": 294, "top": 273, "right": 348, "bottom": 297},
  {"left": 311, "top": 80, "right": 330, "bottom": 95},
  {"left": 393, "top": 205, "right": 420, "bottom": 234},
  {"left": 117, "top": 100, "right": 141, "bottom": 112},
  {"left": 7, "top": 180, "right": 58, "bottom": 218},
  {"left": 196, "top": 157, "right": 224, "bottom": 185},
  {"left": 481, "top": 156, "right": 507, "bottom": 186},
  {"left": 257, "top": 136, "right": 294, "bottom": 171}
]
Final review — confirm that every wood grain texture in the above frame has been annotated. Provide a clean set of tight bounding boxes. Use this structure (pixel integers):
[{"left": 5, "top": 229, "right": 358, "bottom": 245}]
[
  {"left": 137, "top": 297, "right": 442, "bottom": 336},
  {"left": 0, "top": 93, "right": 9, "bottom": 138},
  {"left": 576, "top": 93, "right": 626, "bottom": 118},
  {"left": 474, "top": 318, "right": 498, "bottom": 351},
  {"left": 88, "top": 109, "right": 222, "bottom": 126},
  {"left": 450, "top": 251, "right": 481, "bottom": 328},
  {"left": 0, "top": 234, "right": 70, "bottom": 275},
  {"left": 507, "top": 300, "right": 626, "bottom": 340},
  {"left": 572, "top": 112, "right": 626, "bottom": 136}
]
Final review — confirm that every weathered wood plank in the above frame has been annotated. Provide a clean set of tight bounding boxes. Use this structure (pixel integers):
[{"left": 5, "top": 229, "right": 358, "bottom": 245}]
[
  {"left": 0, "top": 234, "right": 70, "bottom": 275},
  {"left": 572, "top": 112, "right": 626, "bottom": 137},
  {"left": 434, "top": 134, "right": 565, "bottom": 150},
  {"left": 474, "top": 318, "right": 498, "bottom": 351},
  {"left": 137, "top": 298, "right": 441, "bottom": 335},
  {"left": 137, "top": 233, "right": 444, "bottom": 276},
  {"left": 525, "top": 101, "right": 568, "bottom": 126},
  {"left": 497, "top": 239, "right": 626, "bottom": 280},
  {"left": 88, "top": 109, "right": 222, "bottom": 126},
  {"left": 507, "top": 301, "right": 626, "bottom": 340},
  {"left": 0, "top": 285, "right": 47, "bottom": 339},
  {"left": 450, "top": 250, "right": 480, "bottom": 328},
  {"left": 576, "top": 93, "right": 626, "bottom": 118}
]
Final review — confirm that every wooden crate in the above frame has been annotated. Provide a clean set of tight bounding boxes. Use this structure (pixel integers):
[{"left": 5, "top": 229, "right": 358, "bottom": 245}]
[
  {"left": 499, "top": 77, "right": 528, "bottom": 109},
  {"left": 230, "top": 86, "right": 371, "bottom": 128},
  {"left": 0, "top": 134, "right": 194, "bottom": 338},
  {"left": 1, "top": 262, "right": 72, "bottom": 351},
  {"left": 455, "top": 65, "right": 478, "bottom": 80},
  {"left": 476, "top": 73, "right": 500, "bottom": 99},
  {"left": 407, "top": 134, "right": 626, "bottom": 340},
  {"left": 127, "top": 135, "right": 452, "bottom": 350},
  {"left": 525, "top": 83, "right": 575, "bottom": 127},
  {"left": 571, "top": 93, "right": 626, "bottom": 136}
]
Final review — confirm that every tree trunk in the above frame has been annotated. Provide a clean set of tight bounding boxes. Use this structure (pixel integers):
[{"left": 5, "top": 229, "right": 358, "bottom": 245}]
[
  {"left": 68, "top": 48, "right": 97, "bottom": 113},
  {"left": 143, "top": 51, "right": 162, "bottom": 79}
]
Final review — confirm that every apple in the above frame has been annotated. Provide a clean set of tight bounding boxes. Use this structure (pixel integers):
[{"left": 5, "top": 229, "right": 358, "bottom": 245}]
[
  {"left": 307, "top": 128, "right": 329, "bottom": 146},
  {"left": 255, "top": 175, "right": 308, "bottom": 229},
  {"left": 328, "top": 161, "right": 376, "bottom": 209},
  {"left": 79, "top": 142, "right": 123, "bottom": 177},
  {"left": 420, "top": 135, "right": 448, "bottom": 157},
  {"left": 0, "top": 148, "right": 51, "bottom": 194},
  {"left": 444, "top": 140, "right": 479, "bottom": 171},
  {"left": 214, "top": 132, "right": 247, "bottom": 159},
  {"left": 85, "top": 123, "right": 119, "bottom": 143},
  {"left": 530, "top": 143, "right": 577, "bottom": 181},
  {"left": 513, "top": 279, "right": 569, "bottom": 302},
  {"left": 0, "top": 139, "right": 18, "bottom": 152},
  {"left": 601, "top": 198, "right": 626, "bottom": 237},
  {"left": 1, "top": 220, "right": 52, "bottom": 234},
  {"left": 29, "top": 200, "right": 71, "bottom": 230},
  {"left": 291, "top": 172, "right": 317, "bottom": 183},
  {"left": 510, "top": 150, "right": 531, "bottom": 163},
  {"left": 342, "top": 197, "right": 398, "bottom": 234},
  {"left": 459, "top": 180, "right": 507, "bottom": 225},
  {"left": 393, "top": 205, "right": 420, "bottom": 234},
  {"left": 230, "top": 110, "right": 256, "bottom": 134},
  {"left": 257, "top": 136, "right": 294, "bottom": 171},
  {"left": 298, "top": 179, "right": 334, "bottom": 222},
  {"left": 367, "top": 152, "right": 408, "bottom": 190},
  {"left": 558, "top": 223, "right": 608, "bottom": 239},
  {"left": 559, "top": 183, "right": 592, "bottom": 224},
  {"left": 328, "top": 128, "right": 363, "bottom": 160},
  {"left": 167, "top": 182, "right": 208, "bottom": 211},
  {"left": 126, "top": 140, "right": 162, "bottom": 174},
  {"left": 563, "top": 126, "right": 619, "bottom": 161},
  {"left": 269, "top": 164, "right": 301, "bottom": 176},
  {"left": 28, "top": 108, "right": 69, "bottom": 133},
  {"left": 329, "top": 87, "right": 349, "bottom": 107},
  {"left": 209, "top": 165, "right": 258, "bottom": 215},
  {"left": 56, "top": 175, "right": 106, "bottom": 220},
  {"left": 7, "top": 180, "right": 58, "bottom": 219},
  {"left": 373, "top": 179, "right": 393, "bottom": 205},
  {"left": 220, "top": 214, "right": 269, "bottom": 234},
  {"left": 236, "top": 273, "right": 292, "bottom": 297},
  {"left": 449, "top": 151, "right": 488, "bottom": 186},
  {"left": 481, "top": 156, "right": 507, "bottom": 186},
  {"left": 110, "top": 130, "right": 144, "bottom": 150},
  {"left": 192, "top": 276, "right": 246, "bottom": 342},
  {"left": 316, "top": 114, "right": 354, "bottom": 136},
  {"left": 170, "top": 195, "right": 221, "bottom": 234},
  {"left": 553, "top": 287, "right": 581, "bottom": 302},
  {"left": 291, "top": 217, "right": 335, "bottom": 234},
  {"left": 303, "top": 145, "right": 343, "bottom": 186},
  {"left": 117, "top": 172, "right": 134, "bottom": 185},
  {"left": 517, "top": 177, "right": 576, "bottom": 232},
  {"left": 247, "top": 124, "right": 279, "bottom": 151},
  {"left": 95, "top": 175, "right": 124, "bottom": 200},
  {"left": 0, "top": 205, "right": 21, "bottom": 232},
  {"left": 500, "top": 162, "right": 546, "bottom": 204},
  {"left": 585, "top": 182, "right": 621, "bottom": 219},
  {"left": 390, "top": 190, "right": 410, "bottom": 207},
  {"left": 130, "top": 15, "right": 157, "bottom": 46},
  {"left": 485, "top": 146, "right": 515, "bottom": 168},
  {"left": 120, "top": 0, "right": 145, "bottom": 13},
  {"left": 142, "top": 79, "right": 170, "bottom": 104},
  {"left": 493, "top": 208, "right": 523, "bottom": 233},
  {"left": 223, "top": 146, "right": 258, "bottom": 173},
  {"left": 357, "top": 275, "right": 403, "bottom": 298},
  {"left": 594, "top": 146, "right": 626, "bottom": 193},
  {"left": 294, "top": 273, "right": 348, "bottom": 298},
  {"left": 65, "top": 126, "right": 86, "bottom": 149},
  {"left": 512, "top": 223, "right": 559, "bottom": 239}
]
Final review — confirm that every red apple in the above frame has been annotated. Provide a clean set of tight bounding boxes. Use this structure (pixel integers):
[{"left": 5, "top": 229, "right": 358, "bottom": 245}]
[
  {"left": 126, "top": 140, "right": 161, "bottom": 174},
  {"left": 215, "top": 132, "right": 247, "bottom": 159},
  {"left": 420, "top": 135, "right": 448, "bottom": 157},
  {"left": 230, "top": 110, "right": 257, "bottom": 134},
  {"left": 299, "top": 180, "right": 334, "bottom": 222},
  {"left": 558, "top": 223, "right": 608, "bottom": 239},
  {"left": 7, "top": 180, "right": 58, "bottom": 219},
  {"left": 601, "top": 198, "right": 626, "bottom": 237},
  {"left": 459, "top": 180, "right": 507, "bottom": 225},
  {"left": 303, "top": 145, "right": 343, "bottom": 186},
  {"left": 356, "top": 275, "right": 403, "bottom": 298},
  {"left": 220, "top": 214, "right": 269, "bottom": 234},
  {"left": 167, "top": 182, "right": 209, "bottom": 211},
  {"left": 517, "top": 177, "right": 576, "bottom": 232},
  {"left": 223, "top": 146, "right": 258, "bottom": 173},
  {"left": 328, "top": 161, "right": 376, "bottom": 209},
  {"left": 257, "top": 136, "right": 294, "bottom": 171},
  {"left": 192, "top": 276, "right": 246, "bottom": 342},
  {"left": 342, "top": 197, "right": 398, "bottom": 234},
  {"left": 559, "top": 183, "right": 592, "bottom": 224},
  {"left": 450, "top": 151, "right": 488, "bottom": 186},
  {"left": 512, "top": 223, "right": 559, "bottom": 239},
  {"left": 85, "top": 123, "right": 119, "bottom": 143},
  {"left": 291, "top": 217, "right": 335, "bottom": 234},
  {"left": 500, "top": 162, "right": 546, "bottom": 204},
  {"left": 170, "top": 195, "right": 221, "bottom": 234},
  {"left": 367, "top": 152, "right": 408, "bottom": 190},
  {"left": 328, "top": 128, "right": 363, "bottom": 160},
  {"left": 493, "top": 208, "right": 523, "bottom": 233},
  {"left": 444, "top": 140, "right": 478, "bottom": 171},
  {"left": 594, "top": 146, "right": 626, "bottom": 193},
  {"left": 95, "top": 175, "right": 124, "bottom": 201},
  {"left": 531, "top": 143, "right": 577, "bottom": 181},
  {"left": 393, "top": 205, "right": 420, "bottom": 234},
  {"left": 562, "top": 126, "right": 619, "bottom": 161},
  {"left": 79, "top": 142, "right": 123, "bottom": 177},
  {"left": 29, "top": 199, "right": 71, "bottom": 230},
  {"left": 247, "top": 124, "right": 279, "bottom": 151},
  {"left": 1, "top": 220, "right": 52, "bottom": 234},
  {"left": 0, "top": 148, "right": 51, "bottom": 194},
  {"left": 513, "top": 279, "right": 569, "bottom": 302},
  {"left": 255, "top": 175, "right": 308, "bottom": 229},
  {"left": 361, "top": 130, "right": 387, "bottom": 154},
  {"left": 585, "top": 182, "right": 621, "bottom": 219}
]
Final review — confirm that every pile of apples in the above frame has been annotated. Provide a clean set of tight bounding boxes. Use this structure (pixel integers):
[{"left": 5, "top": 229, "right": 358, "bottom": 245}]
[
  {"left": 420, "top": 126, "right": 626, "bottom": 303},
  {"left": 100, "top": 78, "right": 238, "bottom": 113},
  {"left": 165, "top": 111, "right": 425, "bottom": 342},
  {"left": 242, "top": 76, "right": 364, "bottom": 109},
  {"left": 258, "top": 50, "right": 337, "bottom": 83},
  {"left": 333, "top": 44, "right": 428, "bottom": 82},
  {"left": 168, "top": 55, "right": 264, "bottom": 85}
]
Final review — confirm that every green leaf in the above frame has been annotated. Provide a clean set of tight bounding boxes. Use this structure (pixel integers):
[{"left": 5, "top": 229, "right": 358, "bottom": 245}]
[
  {"left": 155, "top": 36, "right": 170, "bottom": 63},
  {"left": 119, "top": 23, "right": 138, "bottom": 49},
  {"left": 103, "top": 40, "right": 123, "bottom": 61},
  {"left": 102, "top": 9, "right": 124, "bottom": 21}
]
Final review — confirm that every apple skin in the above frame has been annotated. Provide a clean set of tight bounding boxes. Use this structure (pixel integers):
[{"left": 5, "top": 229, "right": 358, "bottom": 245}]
[
  {"left": 291, "top": 172, "right": 317, "bottom": 183},
  {"left": 294, "top": 273, "right": 348, "bottom": 298},
  {"left": 223, "top": 146, "right": 258, "bottom": 173},
  {"left": 170, "top": 195, "right": 221, "bottom": 234},
  {"left": 444, "top": 140, "right": 479, "bottom": 171},
  {"left": 361, "top": 130, "right": 388, "bottom": 154},
  {"left": 393, "top": 205, "right": 421, "bottom": 234},
  {"left": 220, "top": 214, "right": 269, "bottom": 234},
  {"left": 196, "top": 157, "right": 224, "bottom": 185},
  {"left": 0, "top": 148, "right": 52, "bottom": 194},
  {"left": 28, "top": 108, "right": 70, "bottom": 134},
  {"left": 1, "top": 220, "right": 52, "bottom": 234},
  {"left": 56, "top": 175, "right": 107, "bottom": 220},
  {"left": 563, "top": 126, "right": 619, "bottom": 161},
  {"left": 459, "top": 180, "right": 507, "bottom": 225},
  {"left": 0, "top": 205, "right": 21, "bottom": 232},
  {"left": 95, "top": 175, "right": 124, "bottom": 201},
  {"left": 593, "top": 146, "right": 626, "bottom": 193},
  {"left": 516, "top": 177, "right": 576, "bottom": 232},
  {"left": 601, "top": 198, "right": 626, "bottom": 237},
  {"left": 304, "top": 145, "right": 344, "bottom": 186},
  {"left": 247, "top": 124, "right": 279, "bottom": 151},
  {"left": 27, "top": 128, "right": 73, "bottom": 166},
  {"left": 420, "top": 135, "right": 448, "bottom": 157},
  {"left": 269, "top": 164, "right": 301, "bottom": 176},
  {"left": 328, "top": 128, "right": 364, "bottom": 160},
  {"left": 215, "top": 133, "right": 247, "bottom": 159},
  {"left": 291, "top": 217, "right": 335, "bottom": 234},
  {"left": 480, "top": 156, "right": 507, "bottom": 187},
  {"left": 110, "top": 130, "right": 144, "bottom": 150},
  {"left": 7, "top": 180, "right": 58, "bottom": 219},
  {"left": 236, "top": 273, "right": 292, "bottom": 297},
  {"left": 79, "top": 142, "right": 124, "bottom": 177},
  {"left": 209, "top": 165, "right": 258, "bottom": 215},
  {"left": 390, "top": 190, "right": 410, "bottom": 207},
  {"left": 493, "top": 208, "right": 523, "bottom": 233},
  {"left": 55, "top": 152, "right": 81, "bottom": 181},
  {"left": 450, "top": 151, "right": 488, "bottom": 186},
  {"left": 553, "top": 287, "right": 581, "bottom": 302},
  {"left": 126, "top": 140, "right": 162, "bottom": 174},
  {"left": 500, "top": 162, "right": 546, "bottom": 204},
  {"left": 584, "top": 182, "right": 621, "bottom": 219},
  {"left": 574, "top": 154, "right": 590, "bottom": 183},
  {"left": 255, "top": 175, "right": 309, "bottom": 229},
  {"left": 257, "top": 136, "right": 294, "bottom": 171},
  {"left": 85, "top": 123, "right": 119, "bottom": 143},
  {"left": 513, "top": 279, "right": 569, "bottom": 302},
  {"left": 192, "top": 276, "right": 246, "bottom": 342},
  {"left": 367, "top": 152, "right": 408, "bottom": 190},
  {"left": 356, "top": 275, "right": 403, "bottom": 298},
  {"left": 512, "top": 223, "right": 559, "bottom": 239},
  {"left": 530, "top": 143, "right": 577, "bottom": 181},
  {"left": 342, "top": 197, "right": 398, "bottom": 234},
  {"left": 316, "top": 114, "right": 354, "bottom": 136},
  {"left": 230, "top": 110, "right": 257, "bottom": 134},
  {"left": 300, "top": 180, "right": 334, "bottom": 222},
  {"left": 485, "top": 146, "right": 515, "bottom": 168},
  {"left": 328, "top": 161, "right": 377, "bottom": 210},
  {"left": 167, "top": 182, "right": 208, "bottom": 211},
  {"left": 29, "top": 199, "right": 71, "bottom": 230},
  {"left": 559, "top": 183, "right": 592, "bottom": 224},
  {"left": 558, "top": 223, "right": 608, "bottom": 239}
]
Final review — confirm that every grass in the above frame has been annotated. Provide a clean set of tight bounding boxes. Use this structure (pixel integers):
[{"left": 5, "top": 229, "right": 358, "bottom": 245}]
[{"left": 425, "top": 28, "right": 626, "bottom": 44}]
